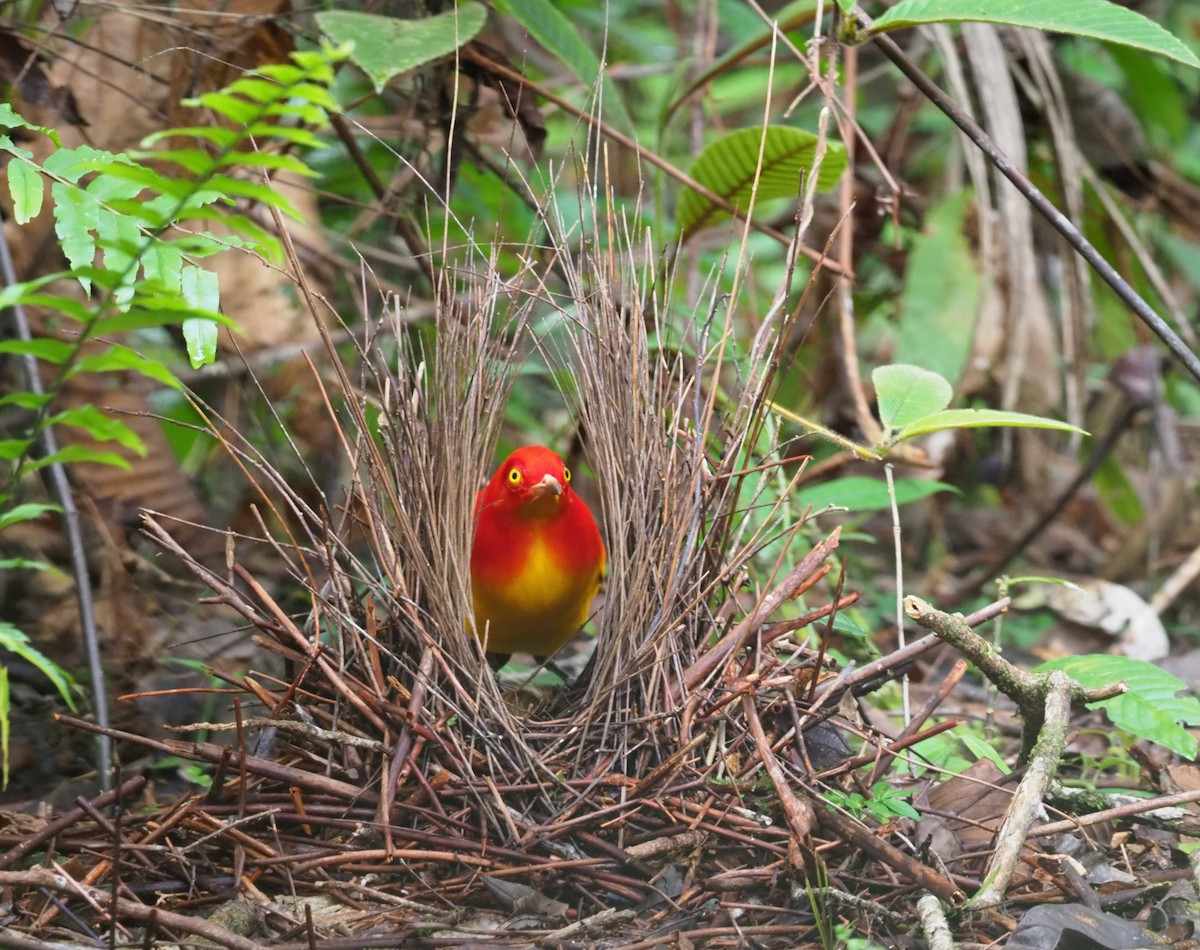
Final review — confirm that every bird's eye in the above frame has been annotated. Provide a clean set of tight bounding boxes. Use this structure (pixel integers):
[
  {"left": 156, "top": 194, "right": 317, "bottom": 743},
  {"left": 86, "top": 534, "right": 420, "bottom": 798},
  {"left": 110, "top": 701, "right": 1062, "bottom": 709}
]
[
  {"left": 508, "top": 468, "right": 521, "bottom": 484},
  {"left": 562, "top": 467, "right": 572, "bottom": 483}
]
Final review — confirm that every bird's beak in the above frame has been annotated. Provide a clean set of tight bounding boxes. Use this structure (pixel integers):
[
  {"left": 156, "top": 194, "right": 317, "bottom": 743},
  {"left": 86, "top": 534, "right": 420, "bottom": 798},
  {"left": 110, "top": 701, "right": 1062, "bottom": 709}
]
[{"left": 527, "top": 474, "right": 563, "bottom": 499}]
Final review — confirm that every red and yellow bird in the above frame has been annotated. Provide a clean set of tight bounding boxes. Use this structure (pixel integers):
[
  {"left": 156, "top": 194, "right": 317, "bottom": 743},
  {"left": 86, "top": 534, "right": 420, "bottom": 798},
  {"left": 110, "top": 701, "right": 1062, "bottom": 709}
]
[{"left": 470, "top": 446, "right": 605, "bottom": 660}]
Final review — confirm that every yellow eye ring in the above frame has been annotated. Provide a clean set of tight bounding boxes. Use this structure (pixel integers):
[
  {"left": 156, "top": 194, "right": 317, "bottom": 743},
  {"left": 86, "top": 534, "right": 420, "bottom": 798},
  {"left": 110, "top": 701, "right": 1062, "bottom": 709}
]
[
  {"left": 508, "top": 468, "right": 521, "bottom": 484},
  {"left": 562, "top": 467, "right": 572, "bottom": 483}
]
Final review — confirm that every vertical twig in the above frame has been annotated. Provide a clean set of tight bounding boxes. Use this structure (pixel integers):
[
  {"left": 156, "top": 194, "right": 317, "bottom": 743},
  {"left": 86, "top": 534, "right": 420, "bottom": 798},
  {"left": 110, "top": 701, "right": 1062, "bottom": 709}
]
[{"left": 0, "top": 219, "right": 111, "bottom": 790}]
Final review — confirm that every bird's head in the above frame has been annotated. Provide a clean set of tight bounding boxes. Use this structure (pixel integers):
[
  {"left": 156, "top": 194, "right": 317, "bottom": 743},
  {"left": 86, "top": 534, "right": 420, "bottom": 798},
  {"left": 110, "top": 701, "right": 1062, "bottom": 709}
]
[{"left": 486, "top": 446, "right": 575, "bottom": 520}]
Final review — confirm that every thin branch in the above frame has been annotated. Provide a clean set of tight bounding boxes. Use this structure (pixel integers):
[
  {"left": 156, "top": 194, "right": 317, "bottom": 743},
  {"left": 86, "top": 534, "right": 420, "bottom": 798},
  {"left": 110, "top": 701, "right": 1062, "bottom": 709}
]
[{"left": 861, "top": 21, "right": 1200, "bottom": 384}]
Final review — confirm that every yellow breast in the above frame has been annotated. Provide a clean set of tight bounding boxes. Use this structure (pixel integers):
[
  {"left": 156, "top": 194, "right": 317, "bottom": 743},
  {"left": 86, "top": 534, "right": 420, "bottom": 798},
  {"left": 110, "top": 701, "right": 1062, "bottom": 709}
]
[{"left": 472, "top": 534, "right": 602, "bottom": 656}]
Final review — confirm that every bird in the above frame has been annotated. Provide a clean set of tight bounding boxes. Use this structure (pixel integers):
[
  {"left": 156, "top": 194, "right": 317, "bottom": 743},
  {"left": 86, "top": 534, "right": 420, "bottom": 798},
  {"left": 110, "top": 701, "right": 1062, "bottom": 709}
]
[{"left": 470, "top": 445, "right": 606, "bottom": 664}]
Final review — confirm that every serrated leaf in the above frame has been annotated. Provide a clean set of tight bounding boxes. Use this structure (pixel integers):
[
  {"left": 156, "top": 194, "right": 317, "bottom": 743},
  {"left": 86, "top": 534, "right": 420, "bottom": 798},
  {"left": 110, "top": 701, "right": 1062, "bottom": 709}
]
[
  {"left": 0, "top": 103, "right": 53, "bottom": 142},
  {"left": 51, "top": 182, "right": 99, "bottom": 292},
  {"left": 873, "top": 364, "right": 953, "bottom": 430},
  {"left": 803, "top": 476, "right": 957, "bottom": 512},
  {"left": 1038, "top": 655, "right": 1200, "bottom": 758},
  {"left": 895, "top": 408, "right": 1087, "bottom": 441},
  {"left": 316, "top": 5, "right": 487, "bottom": 93},
  {"left": 7, "top": 159, "right": 43, "bottom": 224},
  {"left": 869, "top": 0, "right": 1200, "bottom": 70},
  {"left": 43, "top": 144, "right": 128, "bottom": 183},
  {"left": 678, "top": 127, "right": 847, "bottom": 238}
]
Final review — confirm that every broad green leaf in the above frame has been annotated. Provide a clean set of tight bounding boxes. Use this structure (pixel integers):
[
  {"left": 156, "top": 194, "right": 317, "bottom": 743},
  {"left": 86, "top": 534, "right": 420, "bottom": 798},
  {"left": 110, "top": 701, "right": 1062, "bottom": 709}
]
[
  {"left": 678, "top": 127, "right": 847, "bottom": 238},
  {"left": 895, "top": 192, "right": 980, "bottom": 386},
  {"left": 142, "top": 241, "right": 184, "bottom": 293},
  {"left": 182, "top": 264, "right": 220, "bottom": 312},
  {"left": 869, "top": 0, "right": 1200, "bottom": 70},
  {"left": 88, "top": 303, "right": 230, "bottom": 337},
  {"left": 316, "top": 5, "right": 487, "bottom": 93},
  {"left": 215, "top": 151, "right": 317, "bottom": 176},
  {"left": 96, "top": 208, "right": 142, "bottom": 309},
  {"left": 27, "top": 444, "right": 131, "bottom": 471},
  {"left": 1038, "top": 655, "right": 1200, "bottom": 758},
  {"left": 959, "top": 733, "right": 1012, "bottom": 774},
  {"left": 1109, "top": 46, "right": 1187, "bottom": 147},
  {"left": 43, "top": 144, "right": 128, "bottom": 183},
  {"left": 0, "top": 557, "right": 60, "bottom": 572},
  {"left": 802, "top": 476, "right": 957, "bottom": 512},
  {"left": 0, "top": 503, "right": 60, "bottom": 530},
  {"left": 7, "top": 159, "right": 43, "bottom": 224},
  {"left": 182, "top": 265, "right": 221, "bottom": 368},
  {"left": 0, "top": 439, "right": 33, "bottom": 460},
  {"left": 0, "top": 392, "right": 52, "bottom": 411},
  {"left": 186, "top": 90, "right": 259, "bottom": 125},
  {"left": 1094, "top": 454, "right": 1144, "bottom": 525},
  {"left": 494, "top": 0, "right": 634, "bottom": 132},
  {"left": 0, "top": 338, "right": 76, "bottom": 363},
  {"left": 68, "top": 350, "right": 181, "bottom": 390},
  {"left": 47, "top": 405, "right": 146, "bottom": 455},
  {"left": 0, "top": 104, "right": 56, "bottom": 144},
  {"left": 141, "top": 126, "right": 239, "bottom": 150},
  {"left": 873, "top": 363, "right": 953, "bottom": 431},
  {"left": 51, "top": 182, "right": 99, "bottom": 291},
  {"left": 0, "top": 622, "right": 76, "bottom": 712},
  {"left": 894, "top": 408, "right": 1087, "bottom": 441}
]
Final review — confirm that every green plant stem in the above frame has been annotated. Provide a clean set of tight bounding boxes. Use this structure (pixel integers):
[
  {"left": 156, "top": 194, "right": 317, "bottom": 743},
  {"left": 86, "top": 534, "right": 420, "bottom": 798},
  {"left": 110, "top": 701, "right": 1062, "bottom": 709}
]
[
  {"left": 0, "top": 219, "right": 111, "bottom": 791},
  {"left": 863, "top": 22, "right": 1200, "bottom": 385}
]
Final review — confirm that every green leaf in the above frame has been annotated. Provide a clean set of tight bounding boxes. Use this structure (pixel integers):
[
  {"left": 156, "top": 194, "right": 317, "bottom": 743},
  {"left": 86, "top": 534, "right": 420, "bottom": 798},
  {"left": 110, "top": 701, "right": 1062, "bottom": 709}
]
[
  {"left": 869, "top": 0, "right": 1200, "bottom": 70},
  {"left": 1109, "top": 46, "right": 1187, "bottom": 147},
  {"left": 0, "top": 391, "right": 52, "bottom": 411},
  {"left": 316, "top": 5, "right": 487, "bottom": 93},
  {"left": 894, "top": 192, "right": 980, "bottom": 386},
  {"left": 894, "top": 408, "right": 1087, "bottom": 441},
  {"left": 68, "top": 349, "right": 181, "bottom": 390},
  {"left": 0, "top": 338, "right": 76, "bottom": 364},
  {"left": 7, "top": 159, "right": 43, "bottom": 224},
  {"left": 0, "top": 557, "right": 61, "bottom": 572},
  {"left": 873, "top": 363, "right": 953, "bottom": 431},
  {"left": 142, "top": 241, "right": 183, "bottom": 293},
  {"left": 0, "top": 104, "right": 56, "bottom": 144},
  {"left": 494, "top": 0, "right": 634, "bottom": 132},
  {"left": 43, "top": 144, "right": 128, "bottom": 183},
  {"left": 677, "top": 127, "right": 847, "bottom": 238},
  {"left": 47, "top": 405, "right": 146, "bottom": 455},
  {"left": 1037, "top": 655, "right": 1200, "bottom": 758},
  {"left": 803, "top": 476, "right": 957, "bottom": 512},
  {"left": 0, "top": 503, "right": 60, "bottom": 530},
  {"left": 51, "top": 182, "right": 99, "bottom": 292},
  {"left": 0, "top": 439, "right": 33, "bottom": 460},
  {"left": 96, "top": 208, "right": 142, "bottom": 309},
  {"left": 27, "top": 444, "right": 131, "bottom": 471},
  {"left": 0, "top": 621, "right": 76, "bottom": 712},
  {"left": 181, "top": 265, "right": 221, "bottom": 369}
]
